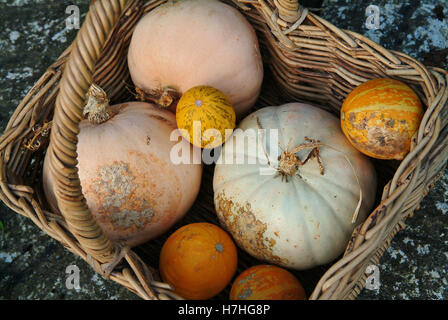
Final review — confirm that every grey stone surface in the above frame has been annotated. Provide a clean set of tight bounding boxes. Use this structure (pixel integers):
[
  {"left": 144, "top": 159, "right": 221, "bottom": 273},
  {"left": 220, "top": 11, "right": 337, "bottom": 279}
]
[
  {"left": 0, "top": 0, "right": 447, "bottom": 300},
  {"left": 321, "top": 0, "right": 448, "bottom": 70}
]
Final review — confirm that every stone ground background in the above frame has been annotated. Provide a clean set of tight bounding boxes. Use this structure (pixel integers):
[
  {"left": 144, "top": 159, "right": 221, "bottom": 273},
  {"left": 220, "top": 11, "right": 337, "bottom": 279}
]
[{"left": 0, "top": 0, "right": 447, "bottom": 300}]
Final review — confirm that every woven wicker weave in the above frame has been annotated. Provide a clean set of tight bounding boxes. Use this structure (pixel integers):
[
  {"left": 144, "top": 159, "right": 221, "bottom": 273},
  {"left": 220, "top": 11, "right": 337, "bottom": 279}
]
[{"left": 0, "top": 0, "right": 447, "bottom": 300}]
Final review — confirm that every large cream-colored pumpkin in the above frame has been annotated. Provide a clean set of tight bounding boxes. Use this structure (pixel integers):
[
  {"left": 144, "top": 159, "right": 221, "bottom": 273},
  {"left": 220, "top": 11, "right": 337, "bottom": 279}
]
[
  {"left": 127, "top": 0, "right": 263, "bottom": 119},
  {"left": 43, "top": 101, "right": 202, "bottom": 247},
  {"left": 213, "top": 103, "right": 377, "bottom": 270}
]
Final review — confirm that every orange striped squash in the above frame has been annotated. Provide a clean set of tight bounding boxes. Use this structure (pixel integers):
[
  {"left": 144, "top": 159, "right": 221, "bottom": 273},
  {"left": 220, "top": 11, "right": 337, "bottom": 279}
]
[
  {"left": 229, "top": 265, "right": 306, "bottom": 300},
  {"left": 340, "top": 78, "right": 424, "bottom": 160}
]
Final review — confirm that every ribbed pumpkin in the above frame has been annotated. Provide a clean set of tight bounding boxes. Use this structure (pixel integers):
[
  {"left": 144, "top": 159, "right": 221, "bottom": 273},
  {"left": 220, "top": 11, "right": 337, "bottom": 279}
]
[
  {"left": 230, "top": 265, "right": 306, "bottom": 300},
  {"left": 341, "top": 78, "right": 424, "bottom": 160},
  {"left": 213, "top": 103, "right": 377, "bottom": 270},
  {"left": 159, "top": 222, "right": 238, "bottom": 300},
  {"left": 176, "top": 86, "right": 236, "bottom": 149}
]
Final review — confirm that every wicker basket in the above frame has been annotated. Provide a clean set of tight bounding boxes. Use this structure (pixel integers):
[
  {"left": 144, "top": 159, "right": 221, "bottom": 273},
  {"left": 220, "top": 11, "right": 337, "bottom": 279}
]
[{"left": 1, "top": 0, "right": 447, "bottom": 300}]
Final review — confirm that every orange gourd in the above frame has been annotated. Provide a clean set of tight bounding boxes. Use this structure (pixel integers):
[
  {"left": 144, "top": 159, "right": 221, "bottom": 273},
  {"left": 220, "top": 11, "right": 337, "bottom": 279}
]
[
  {"left": 229, "top": 265, "right": 306, "bottom": 300},
  {"left": 340, "top": 78, "right": 424, "bottom": 160},
  {"left": 159, "top": 222, "right": 238, "bottom": 300}
]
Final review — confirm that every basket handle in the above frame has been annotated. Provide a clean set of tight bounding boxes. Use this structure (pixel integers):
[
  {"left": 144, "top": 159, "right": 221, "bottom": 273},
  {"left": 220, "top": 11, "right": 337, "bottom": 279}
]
[
  {"left": 47, "top": 0, "right": 137, "bottom": 264},
  {"left": 274, "top": 0, "right": 301, "bottom": 23}
]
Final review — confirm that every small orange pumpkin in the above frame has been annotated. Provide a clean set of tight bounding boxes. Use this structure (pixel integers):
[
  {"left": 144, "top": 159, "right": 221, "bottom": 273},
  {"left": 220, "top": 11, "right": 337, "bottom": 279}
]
[
  {"left": 159, "top": 222, "right": 238, "bottom": 300},
  {"left": 229, "top": 265, "right": 306, "bottom": 300},
  {"left": 340, "top": 78, "right": 424, "bottom": 160}
]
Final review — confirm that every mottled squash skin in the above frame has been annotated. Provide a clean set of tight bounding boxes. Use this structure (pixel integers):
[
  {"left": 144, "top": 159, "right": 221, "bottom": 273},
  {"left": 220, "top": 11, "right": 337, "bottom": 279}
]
[
  {"left": 230, "top": 265, "right": 306, "bottom": 300},
  {"left": 43, "top": 102, "right": 202, "bottom": 247},
  {"left": 213, "top": 103, "right": 377, "bottom": 270},
  {"left": 127, "top": 0, "right": 263, "bottom": 119},
  {"left": 341, "top": 78, "right": 424, "bottom": 160},
  {"left": 176, "top": 85, "right": 236, "bottom": 149},
  {"left": 159, "top": 223, "right": 238, "bottom": 300}
]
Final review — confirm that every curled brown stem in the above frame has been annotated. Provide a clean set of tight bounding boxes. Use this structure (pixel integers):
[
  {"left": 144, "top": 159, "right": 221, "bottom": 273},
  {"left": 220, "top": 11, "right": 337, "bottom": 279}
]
[
  {"left": 135, "top": 86, "right": 180, "bottom": 109},
  {"left": 255, "top": 116, "right": 362, "bottom": 224}
]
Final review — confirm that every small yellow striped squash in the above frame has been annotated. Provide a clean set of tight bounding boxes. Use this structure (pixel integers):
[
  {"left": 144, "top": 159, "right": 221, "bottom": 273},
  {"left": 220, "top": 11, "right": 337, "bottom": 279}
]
[{"left": 176, "top": 86, "right": 236, "bottom": 149}]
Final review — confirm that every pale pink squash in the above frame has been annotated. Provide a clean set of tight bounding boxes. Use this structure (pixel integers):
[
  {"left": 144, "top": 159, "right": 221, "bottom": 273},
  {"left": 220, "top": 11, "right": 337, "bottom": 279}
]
[
  {"left": 43, "top": 87, "right": 202, "bottom": 247},
  {"left": 127, "top": 0, "right": 264, "bottom": 119}
]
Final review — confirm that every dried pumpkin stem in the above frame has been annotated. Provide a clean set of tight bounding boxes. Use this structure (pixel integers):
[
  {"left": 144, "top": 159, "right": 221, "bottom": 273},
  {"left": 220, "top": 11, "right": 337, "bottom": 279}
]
[
  {"left": 83, "top": 84, "right": 112, "bottom": 124},
  {"left": 277, "top": 137, "right": 325, "bottom": 180},
  {"left": 256, "top": 117, "right": 362, "bottom": 224},
  {"left": 135, "top": 86, "right": 180, "bottom": 109},
  {"left": 278, "top": 137, "right": 363, "bottom": 224}
]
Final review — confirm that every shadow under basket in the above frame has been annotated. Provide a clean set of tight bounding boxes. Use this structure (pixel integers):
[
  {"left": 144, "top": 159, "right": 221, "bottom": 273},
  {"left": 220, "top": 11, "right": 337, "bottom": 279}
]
[{"left": 1, "top": 0, "right": 447, "bottom": 300}]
